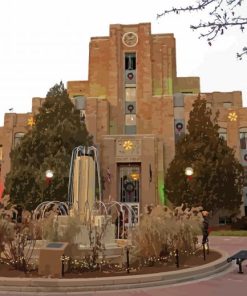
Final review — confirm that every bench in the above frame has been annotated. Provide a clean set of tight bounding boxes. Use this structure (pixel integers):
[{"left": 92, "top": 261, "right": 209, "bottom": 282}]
[{"left": 227, "top": 250, "right": 247, "bottom": 274}]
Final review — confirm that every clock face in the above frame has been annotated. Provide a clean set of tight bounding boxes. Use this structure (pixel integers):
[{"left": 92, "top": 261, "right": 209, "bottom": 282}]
[{"left": 122, "top": 32, "right": 138, "bottom": 47}]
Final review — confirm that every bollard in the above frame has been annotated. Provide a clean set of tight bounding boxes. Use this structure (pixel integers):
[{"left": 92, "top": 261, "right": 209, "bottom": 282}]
[
  {"left": 175, "top": 249, "right": 179, "bottom": 268},
  {"left": 126, "top": 247, "right": 130, "bottom": 274},
  {"left": 203, "top": 244, "right": 206, "bottom": 261},
  {"left": 206, "top": 241, "right": 210, "bottom": 255},
  {"left": 61, "top": 254, "right": 65, "bottom": 277}
]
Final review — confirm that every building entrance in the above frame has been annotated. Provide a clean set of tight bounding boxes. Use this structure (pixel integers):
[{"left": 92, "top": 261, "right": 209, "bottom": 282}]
[{"left": 118, "top": 164, "right": 140, "bottom": 203}]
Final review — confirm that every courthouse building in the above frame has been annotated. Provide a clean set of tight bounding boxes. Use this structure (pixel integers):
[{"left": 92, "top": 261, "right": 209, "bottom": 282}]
[{"left": 0, "top": 23, "right": 247, "bottom": 222}]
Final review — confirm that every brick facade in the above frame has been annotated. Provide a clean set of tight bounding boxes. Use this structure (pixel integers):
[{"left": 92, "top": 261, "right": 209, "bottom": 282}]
[{"left": 0, "top": 23, "right": 247, "bottom": 222}]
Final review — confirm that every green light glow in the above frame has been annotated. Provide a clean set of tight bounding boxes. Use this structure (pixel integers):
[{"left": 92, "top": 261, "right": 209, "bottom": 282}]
[{"left": 158, "top": 176, "right": 167, "bottom": 205}]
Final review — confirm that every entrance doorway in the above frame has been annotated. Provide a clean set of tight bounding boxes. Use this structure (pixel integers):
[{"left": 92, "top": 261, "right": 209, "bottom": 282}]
[{"left": 118, "top": 164, "right": 140, "bottom": 203}]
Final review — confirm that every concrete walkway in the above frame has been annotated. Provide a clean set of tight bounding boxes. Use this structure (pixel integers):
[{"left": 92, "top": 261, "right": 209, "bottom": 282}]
[{"left": 0, "top": 236, "right": 247, "bottom": 296}]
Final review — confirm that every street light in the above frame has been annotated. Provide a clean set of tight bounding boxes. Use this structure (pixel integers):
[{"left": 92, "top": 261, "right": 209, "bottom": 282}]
[
  {"left": 41, "top": 170, "right": 54, "bottom": 201},
  {"left": 185, "top": 167, "right": 194, "bottom": 181},
  {"left": 45, "top": 170, "right": 54, "bottom": 179},
  {"left": 185, "top": 167, "right": 193, "bottom": 177},
  {"left": 45, "top": 169, "right": 54, "bottom": 186}
]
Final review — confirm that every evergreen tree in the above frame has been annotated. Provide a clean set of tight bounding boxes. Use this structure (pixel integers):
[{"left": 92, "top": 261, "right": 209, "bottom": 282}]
[
  {"left": 165, "top": 97, "right": 244, "bottom": 213},
  {"left": 4, "top": 82, "right": 93, "bottom": 209}
]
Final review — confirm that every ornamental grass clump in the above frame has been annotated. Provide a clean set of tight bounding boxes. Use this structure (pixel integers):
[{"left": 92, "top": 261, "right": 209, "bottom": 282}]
[
  {"left": 131, "top": 204, "right": 203, "bottom": 261},
  {"left": 0, "top": 196, "right": 40, "bottom": 271}
]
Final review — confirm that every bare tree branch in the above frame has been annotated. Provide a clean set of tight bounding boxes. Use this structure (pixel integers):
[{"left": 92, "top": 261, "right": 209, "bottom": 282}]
[
  {"left": 157, "top": 0, "right": 247, "bottom": 59},
  {"left": 237, "top": 47, "right": 247, "bottom": 59}
]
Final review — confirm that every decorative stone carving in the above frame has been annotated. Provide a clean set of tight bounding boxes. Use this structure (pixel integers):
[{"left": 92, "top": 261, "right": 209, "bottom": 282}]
[
  {"left": 116, "top": 139, "right": 141, "bottom": 156},
  {"left": 122, "top": 32, "right": 138, "bottom": 47}
]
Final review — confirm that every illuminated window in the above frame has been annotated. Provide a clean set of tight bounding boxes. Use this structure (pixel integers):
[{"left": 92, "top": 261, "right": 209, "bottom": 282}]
[
  {"left": 125, "top": 88, "right": 136, "bottom": 101},
  {"left": 125, "top": 114, "right": 136, "bottom": 135},
  {"left": 125, "top": 114, "right": 136, "bottom": 125}
]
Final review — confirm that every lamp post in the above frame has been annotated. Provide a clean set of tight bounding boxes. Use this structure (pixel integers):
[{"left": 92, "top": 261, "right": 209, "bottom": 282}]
[
  {"left": 42, "top": 170, "right": 54, "bottom": 201},
  {"left": 45, "top": 169, "right": 54, "bottom": 181},
  {"left": 184, "top": 167, "right": 194, "bottom": 209}
]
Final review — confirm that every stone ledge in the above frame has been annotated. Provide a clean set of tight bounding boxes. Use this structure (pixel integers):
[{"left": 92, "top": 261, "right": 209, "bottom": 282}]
[{"left": 0, "top": 248, "right": 231, "bottom": 292}]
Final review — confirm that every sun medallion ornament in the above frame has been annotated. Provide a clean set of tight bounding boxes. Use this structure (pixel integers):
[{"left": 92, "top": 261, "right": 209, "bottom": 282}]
[
  {"left": 27, "top": 116, "right": 35, "bottom": 127},
  {"left": 228, "top": 112, "right": 238, "bottom": 122},
  {"left": 123, "top": 140, "right": 133, "bottom": 151}
]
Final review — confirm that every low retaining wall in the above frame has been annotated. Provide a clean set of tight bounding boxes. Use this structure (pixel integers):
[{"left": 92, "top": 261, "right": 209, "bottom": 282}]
[{"left": 0, "top": 249, "right": 232, "bottom": 292}]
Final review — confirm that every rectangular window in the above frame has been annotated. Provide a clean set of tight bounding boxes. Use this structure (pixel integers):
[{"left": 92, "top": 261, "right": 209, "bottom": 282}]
[
  {"left": 219, "top": 216, "right": 231, "bottom": 225},
  {"left": 125, "top": 88, "right": 136, "bottom": 101},
  {"left": 0, "top": 145, "right": 2, "bottom": 161},
  {"left": 14, "top": 133, "right": 24, "bottom": 147},
  {"left": 125, "top": 53, "right": 136, "bottom": 84},
  {"left": 125, "top": 53, "right": 136, "bottom": 70},
  {"left": 244, "top": 167, "right": 247, "bottom": 186},
  {"left": 80, "top": 110, "right": 86, "bottom": 123},
  {"left": 174, "top": 119, "right": 185, "bottom": 144},
  {"left": 125, "top": 126, "right": 136, "bottom": 134},
  {"left": 219, "top": 128, "right": 227, "bottom": 141},
  {"left": 125, "top": 114, "right": 136, "bottom": 135},
  {"left": 240, "top": 132, "right": 247, "bottom": 149},
  {"left": 74, "top": 96, "right": 86, "bottom": 110},
  {"left": 173, "top": 93, "right": 184, "bottom": 107},
  {"left": 125, "top": 114, "right": 136, "bottom": 126},
  {"left": 223, "top": 102, "right": 232, "bottom": 108}
]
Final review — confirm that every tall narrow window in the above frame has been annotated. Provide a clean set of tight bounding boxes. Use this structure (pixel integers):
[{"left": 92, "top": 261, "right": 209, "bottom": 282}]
[
  {"left": 243, "top": 167, "right": 247, "bottom": 186},
  {"left": 125, "top": 114, "right": 136, "bottom": 135},
  {"left": 0, "top": 145, "right": 2, "bottom": 161},
  {"left": 218, "top": 127, "right": 227, "bottom": 141},
  {"left": 174, "top": 119, "right": 185, "bottom": 144},
  {"left": 14, "top": 132, "right": 25, "bottom": 147},
  {"left": 240, "top": 128, "right": 247, "bottom": 150},
  {"left": 125, "top": 88, "right": 136, "bottom": 102},
  {"left": 73, "top": 96, "right": 86, "bottom": 123},
  {"left": 125, "top": 53, "right": 136, "bottom": 84},
  {"left": 125, "top": 53, "right": 136, "bottom": 70}
]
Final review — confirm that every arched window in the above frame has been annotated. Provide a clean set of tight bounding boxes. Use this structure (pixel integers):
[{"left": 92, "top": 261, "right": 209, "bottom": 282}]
[
  {"left": 218, "top": 127, "right": 227, "bottom": 141},
  {"left": 240, "top": 127, "right": 247, "bottom": 150},
  {"left": 14, "top": 132, "right": 25, "bottom": 147}
]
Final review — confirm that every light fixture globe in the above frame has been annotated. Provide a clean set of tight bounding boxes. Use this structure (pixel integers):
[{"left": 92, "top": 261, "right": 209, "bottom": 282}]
[
  {"left": 185, "top": 167, "right": 193, "bottom": 176},
  {"left": 45, "top": 170, "right": 54, "bottom": 179}
]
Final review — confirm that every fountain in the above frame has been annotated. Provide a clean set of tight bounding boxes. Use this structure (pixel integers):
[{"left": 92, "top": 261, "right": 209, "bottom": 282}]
[{"left": 31, "top": 146, "right": 138, "bottom": 276}]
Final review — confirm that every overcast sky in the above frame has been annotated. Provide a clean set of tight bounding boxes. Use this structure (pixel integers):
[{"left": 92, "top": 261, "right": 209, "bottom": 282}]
[{"left": 0, "top": 0, "right": 246, "bottom": 126}]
